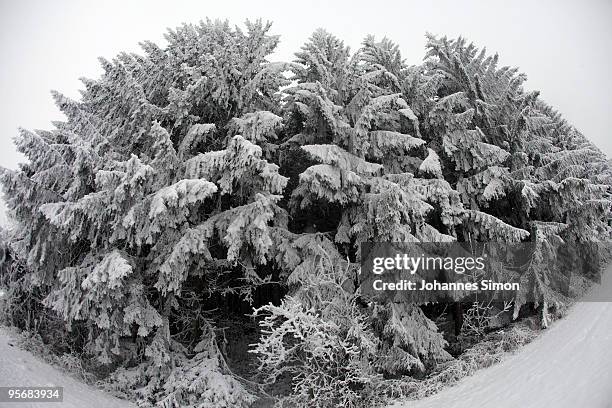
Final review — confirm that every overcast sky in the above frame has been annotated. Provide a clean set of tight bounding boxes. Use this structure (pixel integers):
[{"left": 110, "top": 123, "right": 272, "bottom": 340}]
[{"left": 0, "top": 0, "right": 610, "bottom": 171}]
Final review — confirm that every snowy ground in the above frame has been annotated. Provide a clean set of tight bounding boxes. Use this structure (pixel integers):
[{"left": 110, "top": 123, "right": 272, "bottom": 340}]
[
  {"left": 0, "top": 330, "right": 134, "bottom": 408},
  {"left": 391, "top": 268, "right": 612, "bottom": 408}
]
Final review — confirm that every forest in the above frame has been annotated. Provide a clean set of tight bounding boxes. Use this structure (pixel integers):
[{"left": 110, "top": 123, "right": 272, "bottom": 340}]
[{"left": 0, "top": 19, "right": 610, "bottom": 408}]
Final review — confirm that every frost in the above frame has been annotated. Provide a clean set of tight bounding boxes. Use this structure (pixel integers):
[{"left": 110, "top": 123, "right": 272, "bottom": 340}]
[
  {"left": 227, "top": 111, "right": 282, "bottom": 143},
  {"left": 302, "top": 144, "right": 383, "bottom": 175},
  {"left": 149, "top": 179, "right": 217, "bottom": 219},
  {"left": 82, "top": 251, "right": 132, "bottom": 291},
  {"left": 185, "top": 136, "right": 288, "bottom": 195},
  {"left": 443, "top": 129, "right": 510, "bottom": 172},
  {"left": 419, "top": 148, "right": 443, "bottom": 178},
  {"left": 368, "top": 130, "right": 425, "bottom": 158},
  {"left": 292, "top": 164, "right": 362, "bottom": 207},
  {"left": 178, "top": 123, "right": 216, "bottom": 159}
]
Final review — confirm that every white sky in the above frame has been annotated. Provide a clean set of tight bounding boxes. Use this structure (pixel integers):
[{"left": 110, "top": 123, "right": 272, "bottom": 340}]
[{"left": 0, "top": 0, "right": 611, "bottom": 172}]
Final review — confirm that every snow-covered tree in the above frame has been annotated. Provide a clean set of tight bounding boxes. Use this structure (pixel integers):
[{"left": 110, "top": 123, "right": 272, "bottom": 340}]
[
  {"left": 1, "top": 19, "right": 291, "bottom": 407},
  {"left": 254, "top": 32, "right": 610, "bottom": 407},
  {"left": 419, "top": 35, "right": 610, "bottom": 315}
]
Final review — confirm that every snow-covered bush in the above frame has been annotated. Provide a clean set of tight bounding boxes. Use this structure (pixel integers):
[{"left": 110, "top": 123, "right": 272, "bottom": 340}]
[
  {"left": 253, "top": 297, "right": 380, "bottom": 408},
  {"left": 252, "top": 258, "right": 382, "bottom": 408},
  {"left": 461, "top": 301, "right": 513, "bottom": 337},
  {"left": 381, "top": 321, "right": 539, "bottom": 401}
]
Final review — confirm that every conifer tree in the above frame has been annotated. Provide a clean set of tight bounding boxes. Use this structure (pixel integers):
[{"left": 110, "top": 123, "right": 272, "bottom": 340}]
[
  {"left": 419, "top": 35, "right": 610, "bottom": 317},
  {"left": 1, "top": 19, "right": 290, "bottom": 407},
  {"left": 254, "top": 32, "right": 611, "bottom": 408}
]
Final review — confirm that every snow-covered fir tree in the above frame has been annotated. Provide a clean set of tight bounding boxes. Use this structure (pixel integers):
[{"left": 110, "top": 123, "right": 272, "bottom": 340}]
[{"left": 1, "top": 20, "right": 291, "bottom": 407}]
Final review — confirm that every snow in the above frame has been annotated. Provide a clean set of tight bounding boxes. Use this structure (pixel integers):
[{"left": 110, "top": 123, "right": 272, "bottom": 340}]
[
  {"left": 149, "top": 179, "right": 218, "bottom": 219},
  {"left": 390, "top": 266, "right": 612, "bottom": 408},
  {"left": 81, "top": 251, "right": 133, "bottom": 290},
  {"left": 419, "top": 148, "right": 442, "bottom": 178},
  {"left": 0, "top": 328, "right": 135, "bottom": 408},
  {"left": 0, "top": 200, "right": 7, "bottom": 228}
]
